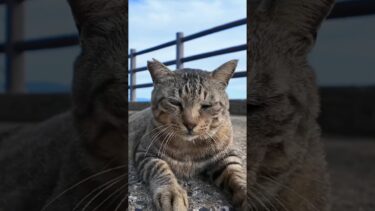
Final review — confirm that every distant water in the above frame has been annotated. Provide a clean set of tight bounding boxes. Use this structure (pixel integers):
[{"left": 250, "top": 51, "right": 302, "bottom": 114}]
[{"left": 130, "top": 98, "right": 150, "bottom": 102}]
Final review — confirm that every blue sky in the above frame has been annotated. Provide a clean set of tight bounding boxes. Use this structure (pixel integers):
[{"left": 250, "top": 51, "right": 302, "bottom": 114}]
[
  {"left": 128, "top": 0, "right": 375, "bottom": 100},
  {"left": 129, "top": 0, "right": 247, "bottom": 100}
]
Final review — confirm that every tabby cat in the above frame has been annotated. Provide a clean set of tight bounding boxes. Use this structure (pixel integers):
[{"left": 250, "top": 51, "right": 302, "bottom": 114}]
[
  {"left": 129, "top": 59, "right": 247, "bottom": 210},
  {"left": 0, "top": 0, "right": 129, "bottom": 210},
  {"left": 247, "top": 0, "right": 335, "bottom": 210}
]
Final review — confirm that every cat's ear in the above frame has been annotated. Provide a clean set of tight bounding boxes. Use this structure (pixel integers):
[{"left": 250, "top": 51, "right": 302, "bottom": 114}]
[
  {"left": 256, "top": 0, "right": 335, "bottom": 50},
  {"left": 281, "top": 0, "right": 334, "bottom": 32},
  {"left": 256, "top": 0, "right": 335, "bottom": 29},
  {"left": 212, "top": 60, "right": 238, "bottom": 87},
  {"left": 147, "top": 59, "right": 173, "bottom": 83},
  {"left": 67, "top": 0, "right": 125, "bottom": 34}
]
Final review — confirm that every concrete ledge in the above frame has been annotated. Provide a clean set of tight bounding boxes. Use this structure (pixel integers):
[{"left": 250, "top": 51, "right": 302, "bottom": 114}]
[{"left": 0, "top": 86, "right": 374, "bottom": 136}]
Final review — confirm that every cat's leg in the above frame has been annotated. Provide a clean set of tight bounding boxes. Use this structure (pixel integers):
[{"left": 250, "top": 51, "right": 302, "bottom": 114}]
[
  {"left": 135, "top": 153, "right": 188, "bottom": 211},
  {"left": 205, "top": 149, "right": 247, "bottom": 210}
]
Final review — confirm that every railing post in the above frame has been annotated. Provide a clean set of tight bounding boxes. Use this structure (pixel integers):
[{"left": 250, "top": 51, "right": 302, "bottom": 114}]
[
  {"left": 176, "top": 32, "right": 184, "bottom": 69},
  {"left": 130, "top": 48, "right": 137, "bottom": 102},
  {"left": 5, "top": 0, "right": 25, "bottom": 93}
]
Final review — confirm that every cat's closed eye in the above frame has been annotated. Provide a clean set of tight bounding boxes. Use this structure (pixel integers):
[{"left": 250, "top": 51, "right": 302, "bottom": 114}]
[
  {"left": 201, "top": 102, "right": 221, "bottom": 113},
  {"left": 201, "top": 104, "right": 212, "bottom": 110},
  {"left": 168, "top": 99, "right": 183, "bottom": 108}
]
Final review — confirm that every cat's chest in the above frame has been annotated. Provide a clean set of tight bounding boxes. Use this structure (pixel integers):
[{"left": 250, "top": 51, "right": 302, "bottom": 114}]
[{"left": 162, "top": 151, "right": 224, "bottom": 178}]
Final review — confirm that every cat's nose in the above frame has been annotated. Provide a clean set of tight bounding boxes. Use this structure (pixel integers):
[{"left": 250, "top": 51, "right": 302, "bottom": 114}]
[{"left": 184, "top": 122, "right": 197, "bottom": 134}]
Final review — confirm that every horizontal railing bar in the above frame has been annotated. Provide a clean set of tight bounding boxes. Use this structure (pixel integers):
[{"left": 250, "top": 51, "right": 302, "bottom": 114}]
[
  {"left": 328, "top": 0, "right": 375, "bottom": 19},
  {"left": 130, "top": 44, "right": 246, "bottom": 73},
  {"left": 127, "top": 18, "right": 246, "bottom": 58},
  {"left": 0, "top": 35, "right": 79, "bottom": 53},
  {"left": 182, "top": 18, "right": 246, "bottom": 42},
  {"left": 132, "top": 66, "right": 146, "bottom": 73},
  {"left": 132, "top": 83, "right": 153, "bottom": 89},
  {"left": 128, "top": 71, "right": 247, "bottom": 89},
  {"left": 232, "top": 71, "right": 247, "bottom": 78},
  {"left": 182, "top": 44, "right": 246, "bottom": 63},
  {"left": 130, "top": 40, "right": 176, "bottom": 58},
  {"left": 14, "top": 35, "right": 79, "bottom": 51}
]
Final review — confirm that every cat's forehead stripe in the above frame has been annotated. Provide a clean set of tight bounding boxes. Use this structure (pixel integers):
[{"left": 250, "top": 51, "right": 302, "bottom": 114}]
[{"left": 175, "top": 70, "right": 207, "bottom": 99}]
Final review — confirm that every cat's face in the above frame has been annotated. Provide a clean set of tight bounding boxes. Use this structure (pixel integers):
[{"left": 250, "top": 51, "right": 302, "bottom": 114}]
[{"left": 147, "top": 59, "right": 237, "bottom": 141}]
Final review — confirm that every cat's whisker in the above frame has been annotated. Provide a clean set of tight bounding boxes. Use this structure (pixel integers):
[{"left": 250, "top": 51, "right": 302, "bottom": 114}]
[
  {"left": 252, "top": 184, "right": 287, "bottom": 211},
  {"left": 144, "top": 124, "right": 167, "bottom": 137},
  {"left": 260, "top": 175, "right": 320, "bottom": 211},
  {"left": 160, "top": 136, "right": 170, "bottom": 157},
  {"left": 260, "top": 187, "right": 279, "bottom": 211},
  {"left": 80, "top": 174, "right": 127, "bottom": 211},
  {"left": 149, "top": 125, "right": 169, "bottom": 142},
  {"left": 157, "top": 129, "right": 174, "bottom": 157},
  {"left": 145, "top": 126, "right": 171, "bottom": 157},
  {"left": 40, "top": 165, "right": 127, "bottom": 211},
  {"left": 253, "top": 189, "right": 277, "bottom": 211},
  {"left": 92, "top": 182, "right": 128, "bottom": 211},
  {"left": 114, "top": 195, "right": 127, "bottom": 211},
  {"left": 156, "top": 131, "right": 169, "bottom": 158},
  {"left": 247, "top": 188, "right": 259, "bottom": 211},
  {"left": 102, "top": 184, "right": 128, "bottom": 210},
  {"left": 248, "top": 188, "right": 268, "bottom": 211},
  {"left": 161, "top": 131, "right": 175, "bottom": 157},
  {"left": 147, "top": 125, "right": 171, "bottom": 150},
  {"left": 101, "top": 157, "right": 123, "bottom": 172},
  {"left": 72, "top": 174, "right": 126, "bottom": 211}
]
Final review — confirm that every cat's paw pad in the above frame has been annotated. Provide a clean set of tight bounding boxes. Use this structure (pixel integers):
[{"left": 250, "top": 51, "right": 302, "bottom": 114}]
[{"left": 153, "top": 184, "right": 188, "bottom": 211}]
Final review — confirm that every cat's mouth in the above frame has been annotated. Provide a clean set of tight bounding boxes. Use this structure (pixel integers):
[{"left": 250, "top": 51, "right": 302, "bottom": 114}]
[{"left": 182, "top": 134, "right": 199, "bottom": 142}]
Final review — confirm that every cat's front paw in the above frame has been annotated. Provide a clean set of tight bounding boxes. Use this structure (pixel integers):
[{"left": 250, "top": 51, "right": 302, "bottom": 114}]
[{"left": 153, "top": 184, "right": 188, "bottom": 211}]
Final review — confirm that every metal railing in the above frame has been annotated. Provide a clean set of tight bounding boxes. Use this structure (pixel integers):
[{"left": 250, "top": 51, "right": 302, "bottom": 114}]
[
  {"left": 127, "top": 0, "right": 375, "bottom": 101},
  {"left": 0, "top": 0, "right": 375, "bottom": 94},
  {"left": 128, "top": 18, "right": 247, "bottom": 101}
]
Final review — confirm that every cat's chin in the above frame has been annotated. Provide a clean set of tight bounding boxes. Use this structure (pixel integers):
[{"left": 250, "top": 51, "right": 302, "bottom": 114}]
[{"left": 181, "top": 135, "right": 200, "bottom": 142}]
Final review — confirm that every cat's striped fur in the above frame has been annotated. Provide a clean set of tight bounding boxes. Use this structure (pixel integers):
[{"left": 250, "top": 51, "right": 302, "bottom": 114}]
[{"left": 129, "top": 60, "right": 247, "bottom": 210}]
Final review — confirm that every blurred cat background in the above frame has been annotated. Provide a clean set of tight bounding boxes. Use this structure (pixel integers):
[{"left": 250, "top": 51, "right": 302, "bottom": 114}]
[{"left": 0, "top": 0, "right": 374, "bottom": 210}]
